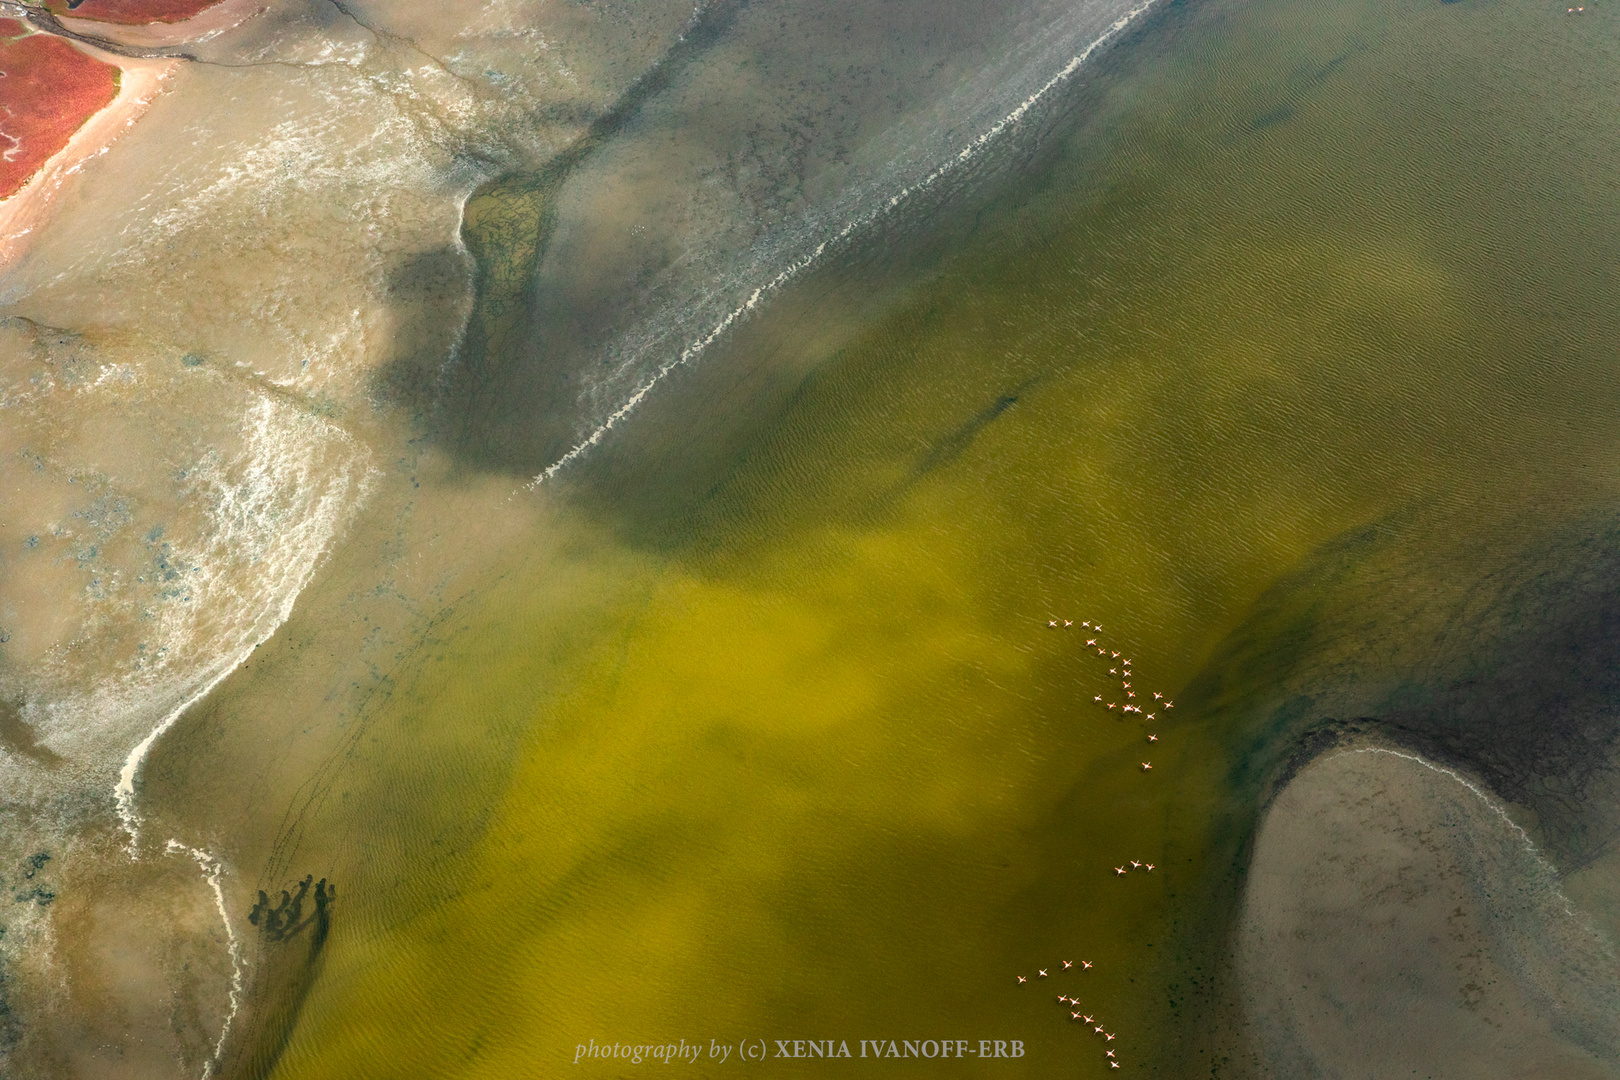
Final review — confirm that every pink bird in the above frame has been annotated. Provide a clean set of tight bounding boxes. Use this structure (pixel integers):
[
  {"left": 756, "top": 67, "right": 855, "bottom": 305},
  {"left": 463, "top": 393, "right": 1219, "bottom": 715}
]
[
  {"left": 1144, "top": 863, "right": 1155, "bottom": 872},
  {"left": 1105, "top": 1033, "right": 1115, "bottom": 1041},
  {"left": 1107, "top": 1050, "right": 1116, "bottom": 1059},
  {"left": 1087, "top": 638, "right": 1098, "bottom": 645},
  {"left": 1063, "top": 960, "right": 1074, "bottom": 969},
  {"left": 1082, "top": 1015, "right": 1093, "bottom": 1023},
  {"left": 1049, "top": 620, "right": 1059, "bottom": 628},
  {"left": 1141, "top": 762, "right": 1153, "bottom": 771},
  {"left": 1153, "top": 692, "right": 1162, "bottom": 700},
  {"left": 1082, "top": 961, "right": 1092, "bottom": 969},
  {"left": 1110, "top": 1062, "right": 1120, "bottom": 1070},
  {"left": 1148, "top": 734, "right": 1158, "bottom": 742},
  {"left": 1114, "top": 866, "right": 1127, "bottom": 876},
  {"left": 1038, "top": 969, "right": 1048, "bottom": 978},
  {"left": 1017, "top": 975, "right": 1026, "bottom": 984},
  {"left": 1094, "top": 1026, "right": 1105, "bottom": 1034},
  {"left": 1072, "top": 1011, "right": 1082, "bottom": 1020}
]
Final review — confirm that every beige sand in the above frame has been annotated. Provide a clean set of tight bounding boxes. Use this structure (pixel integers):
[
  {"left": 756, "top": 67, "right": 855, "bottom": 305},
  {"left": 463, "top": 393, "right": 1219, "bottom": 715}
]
[
  {"left": 1237, "top": 747, "right": 1620, "bottom": 1080},
  {"left": 0, "top": 45, "right": 176, "bottom": 269}
]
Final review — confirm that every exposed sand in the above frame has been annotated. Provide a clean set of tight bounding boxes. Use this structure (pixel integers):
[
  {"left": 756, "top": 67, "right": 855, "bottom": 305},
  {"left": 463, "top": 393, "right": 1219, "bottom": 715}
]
[
  {"left": 1237, "top": 746, "right": 1620, "bottom": 1079},
  {"left": 0, "top": 44, "right": 175, "bottom": 269}
]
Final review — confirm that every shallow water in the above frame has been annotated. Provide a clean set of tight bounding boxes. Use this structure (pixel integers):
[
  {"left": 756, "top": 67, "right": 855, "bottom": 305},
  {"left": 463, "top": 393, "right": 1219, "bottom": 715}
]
[
  {"left": 256, "top": 0, "right": 1620, "bottom": 1076},
  {"left": 5, "top": 0, "right": 1620, "bottom": 1076}
]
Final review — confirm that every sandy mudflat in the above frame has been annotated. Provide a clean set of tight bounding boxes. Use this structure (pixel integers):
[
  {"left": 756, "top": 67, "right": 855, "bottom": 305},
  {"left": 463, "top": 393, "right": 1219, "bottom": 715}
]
[
  {"left": 0, "top": 47, "right": 175, "bottom": 268},
  {"left": 1237, "top": 747, "right": 1620, "bottom": 1080}
]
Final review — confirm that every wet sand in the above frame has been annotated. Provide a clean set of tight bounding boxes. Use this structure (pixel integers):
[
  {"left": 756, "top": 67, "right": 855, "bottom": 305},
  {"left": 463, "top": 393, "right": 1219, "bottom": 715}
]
[{"left": 1237, "top": 746, "right": 1620, "bottom": 1079}]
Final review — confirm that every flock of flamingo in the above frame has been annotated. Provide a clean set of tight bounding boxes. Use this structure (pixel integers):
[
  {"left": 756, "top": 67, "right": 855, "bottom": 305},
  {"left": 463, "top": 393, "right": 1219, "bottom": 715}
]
[{"left": 1017, "top": 618, "right": 1174, "bottom": 1071}]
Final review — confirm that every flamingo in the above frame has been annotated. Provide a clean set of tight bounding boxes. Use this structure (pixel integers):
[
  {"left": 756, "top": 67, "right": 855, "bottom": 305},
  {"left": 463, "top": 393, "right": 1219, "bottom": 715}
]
[
  {"left": 1064, "top": 620, "right": 1073, "bottom": 627},
  {"left": 1108, "top": 703, "right": 1118, "bottom": 710},
  {"left": 1153, "top": 692, "right": 1163, "bottom": 700},
  {"left": 1094, "top": 1026, "right": 1105, "bottom": 1035},
  {"left": 1017, "top": 975, "right": 1027, "bottom": 984},
  {"left": 1146, "top": 714, "right": 1156, "bottom": 721},
  {"left": 1144, "top": 863, "right": 1155, "bottom": 872},
  {"left": 1110, "top": 1062, "right": 1120, "bottom": 1070},
  {"left": 1095, "top": 696, "right": 1103, "bottom": 702},
  {"left": 1141, "top": 762, "right": 1153, "bottom": 771},
  {"left": 1063, "top": 960, "right": 1074, "bottom": 969},
  {"left": 1087, "top": 638, "right": 1098, "bottom": 646},
  {"left": 1039, "top": 969, "right": 1049, "bottom": 978},
  {"left": 1058, "top": 996, "right": 1069, "bottom": 1004},
  {"left": 1111, "top": 651, "right": 1120, "bottom": 658},
  {"left": 1082, "top": 622, "right": 1091, "bottom": 628},
  {"left": 1082, "top": 1015, "right": 1093, "bottom": 1024},
  {"left": 1109, "top": 668, "right": 1117, "bottom": 674},
  {"left": 1130, "top": 860, "right": 1142, "bottom": 868},
  {"left": 1165, "top": 701, "right": 1174, "bottom": 709},
  {"left": 1082, "top": 961, "right": 1093, "bottom": 969},
  {"left": 1049, "top": 620, "right": 1059, "bottom": 628},
  {"left": 1148, "top": 734, "right": 1158, "bottom": 742},
  {"left": 1107, "top": 1050, "right": 1116, "bottom": 1059},
  {"left": 1114, "top": 866, "right": 1127, "bottom": 876},
  {"left": 1105, "top": 1033, "right": 1115, "bottom": 1042},
  {"left": 1072, "top": 1012, "right": 1082, "bottom": 1020}
]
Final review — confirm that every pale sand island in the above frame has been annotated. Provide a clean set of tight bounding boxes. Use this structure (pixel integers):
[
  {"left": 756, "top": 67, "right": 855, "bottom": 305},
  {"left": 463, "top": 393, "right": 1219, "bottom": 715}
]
[{"left": 1238, "top": 745, "right": 1620, "bottom": 1079}]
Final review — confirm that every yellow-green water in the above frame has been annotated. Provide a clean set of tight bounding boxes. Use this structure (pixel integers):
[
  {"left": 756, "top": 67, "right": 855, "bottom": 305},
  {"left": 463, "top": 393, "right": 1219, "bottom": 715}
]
[{"left": 264, "top": 0, "right": 1620, "bottom": 1075}]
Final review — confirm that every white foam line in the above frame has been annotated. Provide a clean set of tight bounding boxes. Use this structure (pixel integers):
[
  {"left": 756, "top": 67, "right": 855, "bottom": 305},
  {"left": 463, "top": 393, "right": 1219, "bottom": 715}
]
[
  {"left": 166, "top": 840, "right": 245, "bottom": 1080},
  {"left": 527, "top": 0, "right": 1159, "bottom": 489},
  {"left": 116, "top": 664, "right": 239, "bottom": 856},
  {"left": 1340, "top": 747, "right": 1575, "bottom": 916}
]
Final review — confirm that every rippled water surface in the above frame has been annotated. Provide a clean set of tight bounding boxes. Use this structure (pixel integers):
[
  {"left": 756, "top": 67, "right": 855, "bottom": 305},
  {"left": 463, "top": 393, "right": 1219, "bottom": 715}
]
[{"left": 5, "top": 0, "right": 1620, "bottom": 1076}]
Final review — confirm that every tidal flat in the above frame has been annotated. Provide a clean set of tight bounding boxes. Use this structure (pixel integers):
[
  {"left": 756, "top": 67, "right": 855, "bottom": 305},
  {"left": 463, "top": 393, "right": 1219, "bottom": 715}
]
[{"left": 2, "top": 0, "right": 1619, "bottom": 1077}]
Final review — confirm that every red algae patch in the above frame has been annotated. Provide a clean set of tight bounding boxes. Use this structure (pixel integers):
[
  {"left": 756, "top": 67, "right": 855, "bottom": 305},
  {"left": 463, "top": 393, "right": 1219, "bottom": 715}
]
[
  {"left": 47, "top": 0, "right": 224, "bottom": 25},
  {"left": 0, "top": 20, "right": 118, "bottom": 200}
]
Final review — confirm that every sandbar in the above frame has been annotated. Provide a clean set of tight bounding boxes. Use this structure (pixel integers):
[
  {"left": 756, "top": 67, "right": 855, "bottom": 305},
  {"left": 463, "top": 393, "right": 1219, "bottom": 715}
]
[{"left": 1236, "top": 746, "right": 1620, "bottom": 1078}]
